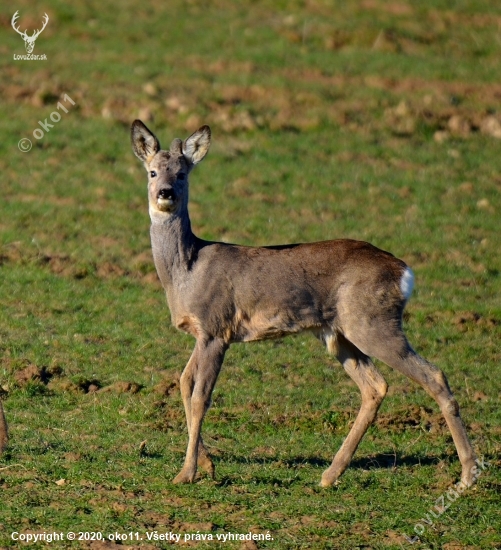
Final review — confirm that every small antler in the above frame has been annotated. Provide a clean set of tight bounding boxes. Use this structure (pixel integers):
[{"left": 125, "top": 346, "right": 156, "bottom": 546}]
[
  {"left": 31, "top": 13, "right": 49, "bottom": 40},
  {"left": 11, "top": 10, "right": 27, "bottom": 38}
]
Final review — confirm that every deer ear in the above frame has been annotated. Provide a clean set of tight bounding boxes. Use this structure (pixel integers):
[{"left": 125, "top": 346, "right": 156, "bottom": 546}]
[
  {"left": 131, "top": 120, "right": 160, "bottom": 163},
  {"left": 183, "top": 125, "right": 211, "bottom": 165},
  {"left": 170, "top": 138, "right": 183, "bottom": 154}
]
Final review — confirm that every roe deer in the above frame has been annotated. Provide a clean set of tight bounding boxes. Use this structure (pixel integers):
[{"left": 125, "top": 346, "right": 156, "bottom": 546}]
[{"left": 131, "top": 120, "right": 477, "bottom": 487}]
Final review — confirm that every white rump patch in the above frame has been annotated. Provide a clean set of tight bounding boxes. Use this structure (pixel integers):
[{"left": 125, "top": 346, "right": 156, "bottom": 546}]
[{"left": 400, "top": 267, "right": 414, "bottom": 301}]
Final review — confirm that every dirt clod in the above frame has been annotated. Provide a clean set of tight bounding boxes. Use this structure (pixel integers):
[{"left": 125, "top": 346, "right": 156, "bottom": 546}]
[
  {"left": 154, "top": 372, "right": 181, "bottom": 396},
  {"left": 99, "top": 381, "right": 142, "bottom": 394},
  {"left": 14, "top": 364, "right": 60, "bottom": 386}
]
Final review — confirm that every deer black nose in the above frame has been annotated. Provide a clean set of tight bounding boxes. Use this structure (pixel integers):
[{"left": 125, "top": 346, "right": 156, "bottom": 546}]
[{"left": 158, "top": 188, "right": 175, "bottom": 200}]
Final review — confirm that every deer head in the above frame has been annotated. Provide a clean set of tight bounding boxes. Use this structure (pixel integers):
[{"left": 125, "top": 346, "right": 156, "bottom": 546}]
[
  {"left": 11, "top": 11, "right": 49, "bottom": 54},
  {"left": 131, "top": 120, "right": 211, "bottom": 218}
]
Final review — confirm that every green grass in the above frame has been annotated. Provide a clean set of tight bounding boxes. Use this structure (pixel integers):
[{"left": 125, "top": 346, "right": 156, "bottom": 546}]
[{"left": 1, "top": 0, "right": 500, "bottom": 548}]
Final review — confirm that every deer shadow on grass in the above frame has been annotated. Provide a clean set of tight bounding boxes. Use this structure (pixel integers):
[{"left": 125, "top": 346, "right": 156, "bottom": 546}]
[{"left": 213, "top": 451, "right": 453, "bottom": 486}]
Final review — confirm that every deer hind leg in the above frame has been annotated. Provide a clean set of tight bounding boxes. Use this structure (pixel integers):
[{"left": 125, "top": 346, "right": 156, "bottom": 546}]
[
  {"left": 173, "top": 338, "right": 227, "bottom": 484},
  {"left": 321, "top": 332, "right": 388, "bottom": 487},
  {"left": 348, "top": 328, "right": 477, "bottom": 486}
]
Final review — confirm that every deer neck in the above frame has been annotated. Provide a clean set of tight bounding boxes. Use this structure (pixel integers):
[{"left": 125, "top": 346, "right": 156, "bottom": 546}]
[{"left": 149, "top": 208, "right": 198, "bottom": 288}]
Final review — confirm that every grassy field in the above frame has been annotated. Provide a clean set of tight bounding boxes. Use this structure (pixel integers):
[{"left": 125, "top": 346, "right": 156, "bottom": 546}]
[{"left": 1, "top": 0, "right": 500, "bottom": 548}]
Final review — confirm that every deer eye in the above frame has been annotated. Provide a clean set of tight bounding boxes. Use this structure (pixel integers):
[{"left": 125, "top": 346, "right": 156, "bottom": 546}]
[
  {"left": 150, "top": 171, "right": 157, "bottom": 178},
  {"left": 178, "top": 173, "right": 186, "bottom": 181}
]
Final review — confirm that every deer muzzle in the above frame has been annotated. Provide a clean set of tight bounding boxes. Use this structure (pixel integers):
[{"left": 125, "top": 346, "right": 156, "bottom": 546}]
[{"left": 157, "top": 188, "right": 176, "bottom": 211}]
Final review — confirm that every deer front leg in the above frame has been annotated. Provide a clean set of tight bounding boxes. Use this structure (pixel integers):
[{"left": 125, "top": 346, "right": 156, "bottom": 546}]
[
  {"left": 173, "top": 338, "right": 227, "bottom": 484},
  {"left": 176, "top": 347, "right": 213, "bottom": 475},
  {"left": 177, "top": 348, "right": 215, "bottom": 478}
]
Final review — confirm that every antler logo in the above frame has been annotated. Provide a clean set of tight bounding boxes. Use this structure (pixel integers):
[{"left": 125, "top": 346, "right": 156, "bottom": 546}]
[{"left": 11, "top": 11, "right": 49, "bottom": 54}]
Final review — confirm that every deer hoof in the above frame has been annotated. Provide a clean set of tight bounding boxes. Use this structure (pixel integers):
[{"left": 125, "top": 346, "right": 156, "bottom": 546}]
[
  {"left": 172, "top": 469, "right": 196, "bottom": 484},
  {"left": 198, "top": 454, "right": 215, "bottom": 479},
  {"left": 320, "top": 466, "right": 343, "bottom": 488}
]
